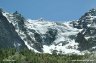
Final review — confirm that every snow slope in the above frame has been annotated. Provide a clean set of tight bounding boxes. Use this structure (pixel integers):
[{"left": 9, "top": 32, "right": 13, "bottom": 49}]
[{"left": 2, "top": 8, "right": 96, "bottom": 55}]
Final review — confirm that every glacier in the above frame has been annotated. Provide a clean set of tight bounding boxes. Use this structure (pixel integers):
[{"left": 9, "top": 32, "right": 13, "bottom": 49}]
[{"left": 1, "top": 8, "right": 96, "bottom": 55}]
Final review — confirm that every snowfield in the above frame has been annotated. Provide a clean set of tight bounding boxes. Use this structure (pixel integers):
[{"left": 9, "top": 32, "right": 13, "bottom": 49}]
[{"left": 2, "top": 8, "right": 96, "bottom": 55}]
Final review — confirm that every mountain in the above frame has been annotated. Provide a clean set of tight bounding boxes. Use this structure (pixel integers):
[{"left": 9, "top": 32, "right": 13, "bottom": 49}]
[
  {"left": 0, "top": 8, "right": 96, "bottom": 54},
  {"left": 74, "top": 8, "right": 96, "bottom": 51},
  {"left": 0, "top": 9, "right": 26, "bottom": 49}
]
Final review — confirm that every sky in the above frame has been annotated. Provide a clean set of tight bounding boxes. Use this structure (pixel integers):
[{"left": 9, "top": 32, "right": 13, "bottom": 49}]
[{"left": 0, "top": 0, "right": 96, "bottom": 21}]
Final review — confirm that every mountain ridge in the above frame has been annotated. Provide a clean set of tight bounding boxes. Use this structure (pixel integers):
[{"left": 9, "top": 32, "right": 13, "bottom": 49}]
[{"left": 0, "top": 8, "right": 96, "bottom": 54}]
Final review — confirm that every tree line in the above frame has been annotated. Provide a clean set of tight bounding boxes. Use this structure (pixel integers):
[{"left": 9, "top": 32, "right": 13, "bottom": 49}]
[{"left": 0, "top": 48, "right": 94, "bottom": 63}]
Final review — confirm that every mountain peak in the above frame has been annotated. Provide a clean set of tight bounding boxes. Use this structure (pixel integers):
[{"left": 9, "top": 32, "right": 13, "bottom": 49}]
[
  {"left": 0, "top": 8, "right": 3, "bottom": 12},
  {"left": 1, "top": 8, "right": 96, "bottom": 54},
  {"left": 88, "top": 8, "right": 96, "bottom": 16},
  {"left": 89, "top": 8, "right": 96, "bottom": 12},
  {"left": 13, "top": 11, "right": 20, "bottom": 15}
]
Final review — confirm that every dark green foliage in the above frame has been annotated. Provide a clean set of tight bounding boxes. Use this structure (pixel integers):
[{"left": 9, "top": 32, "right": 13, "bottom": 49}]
[
  {"left": 0, "top": 48, "right": 91, "bottom": 63},
  {"left": 0, "top": 48, "right": 16, "bottom": 60}
]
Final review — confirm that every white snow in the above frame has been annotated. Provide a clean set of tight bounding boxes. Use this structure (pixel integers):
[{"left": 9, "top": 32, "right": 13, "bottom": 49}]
[
  {"left": 85, "top": 36, "right": 91, "bottom": 40},
  {"left": 43, "top": 40, "right": 81, "bottom": 55},
  {"left": 92, "top": 46, "right": 96, "bottom": 49},
  {"left": 2, "top": 11, "right": 88, "bottom": 55},
  {"left": 24, "top": 19, "right": 83, "bottom": 54}
]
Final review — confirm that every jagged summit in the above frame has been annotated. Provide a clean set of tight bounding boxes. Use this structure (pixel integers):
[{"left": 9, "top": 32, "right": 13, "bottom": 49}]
[
  {"left": 0, "top": 8, "right": 96, "bottom": 54},
  {"left": 0, "top": 8, "right": 3, "bottom": 12},
  {"left": 88, "top": 8, "right": 96, "bottom": 16},
  {"left": 0, "top": 8, "right": 26, "bottom": 49},
  {"left": 72, "top": 8, "right": 96, "bottom": 29}
]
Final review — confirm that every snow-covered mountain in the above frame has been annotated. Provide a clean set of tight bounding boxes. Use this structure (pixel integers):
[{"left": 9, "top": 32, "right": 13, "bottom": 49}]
[
  {"left": 0, "top": 9, "right": 26, "bottom": 49},
  {"left": 1, "top": 8, "right": 96, "bottom": 54}
]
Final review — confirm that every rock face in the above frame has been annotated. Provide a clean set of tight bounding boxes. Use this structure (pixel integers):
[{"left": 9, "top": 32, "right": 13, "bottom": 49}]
[
  {"left": 1, "top": 8, "right": 96, "bottom": 54},
  {"left": 74, "top": 8, "right": 96, "bottom": 51},
  {"left": 0, "top": 9, "right": 26, "bottom": 49}
]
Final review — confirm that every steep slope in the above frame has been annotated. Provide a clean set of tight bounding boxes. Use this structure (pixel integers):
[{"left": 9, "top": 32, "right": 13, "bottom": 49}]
[
  {"left": 1, "top": 8, "right": 96, "bottom": 54},
  {"left": 74, "top": 8, "right": 96, "bottom": 51},
  {"left": 25, "top": 20, "right": 82, "bottom": 54},
  {"left": 0, "top": 9, "right": 26, "bottom": 49},
  {"left": 2, "top": 10, "right": 83, "bottom": 54},
  {"left": 2, "top": 11, "right": 43, "bottom": 52}
]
